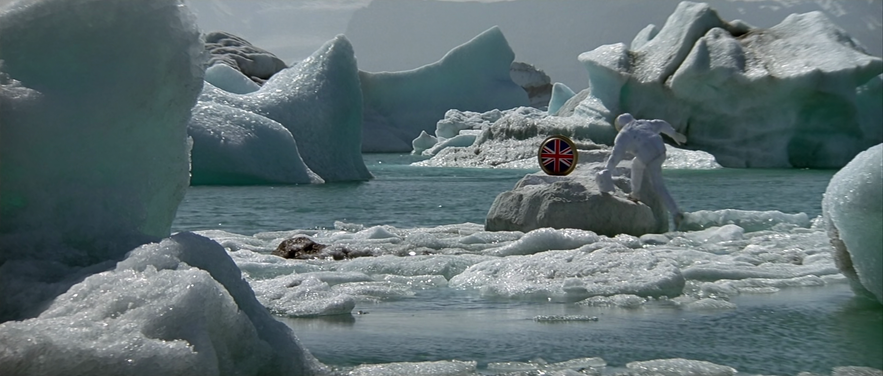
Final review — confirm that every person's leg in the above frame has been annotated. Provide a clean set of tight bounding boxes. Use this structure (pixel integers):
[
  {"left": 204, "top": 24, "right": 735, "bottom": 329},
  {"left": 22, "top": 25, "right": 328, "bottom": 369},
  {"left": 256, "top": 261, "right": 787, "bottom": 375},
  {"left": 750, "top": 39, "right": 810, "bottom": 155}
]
[
  {"left": 629, "top": 159, "right": 645, "bottom": 201},
  {"left": 646, "top": 157, "right": 683, "bottom": 229}
]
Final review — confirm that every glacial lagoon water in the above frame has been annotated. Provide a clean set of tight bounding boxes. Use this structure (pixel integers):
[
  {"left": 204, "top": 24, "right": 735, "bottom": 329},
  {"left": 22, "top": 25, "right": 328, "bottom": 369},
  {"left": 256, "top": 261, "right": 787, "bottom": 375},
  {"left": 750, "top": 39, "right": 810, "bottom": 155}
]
[{"left": 171, "top": 154, "right": 882, "bottom": 375}]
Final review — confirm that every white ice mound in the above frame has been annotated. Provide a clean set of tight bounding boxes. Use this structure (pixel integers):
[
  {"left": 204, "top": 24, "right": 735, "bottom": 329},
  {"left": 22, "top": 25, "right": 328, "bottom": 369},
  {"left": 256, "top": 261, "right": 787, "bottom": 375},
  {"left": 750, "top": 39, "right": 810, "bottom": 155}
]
[
  {"left": 822, "top": 143, "right": 883, "bottom": 304},
  {"left": 190, "top": 35, "right": 371, "bottom": 183},
  {"left": 572, "top": 1, "right": 883, "bottom": 168},
  {"left": 450, "top": 246, "right": 685, "bottom": 301},
  {"left": 360, "top": 26, "right": 530, "bottom": 152},
  {"left": 0, "top": 0, "right": 202, "bottom": 245},
  {"left": 0, "top": 233, "right": 325, "bottom": 376},
  {"left": 485, "top": 163, "right": 670, "bottom": 236},
  {"left": 413, "top": 106, "right": 719, "bottom": 170}
]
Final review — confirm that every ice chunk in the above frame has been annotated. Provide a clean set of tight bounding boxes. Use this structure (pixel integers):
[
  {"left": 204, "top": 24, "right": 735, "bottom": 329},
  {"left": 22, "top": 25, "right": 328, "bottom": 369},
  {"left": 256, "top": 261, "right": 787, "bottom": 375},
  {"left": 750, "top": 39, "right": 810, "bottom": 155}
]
[
  {"left": 548, "top": 82, "right": 576, "bottom": 115},
  {"left": 193, "top": 35, "right": 371, "bottom": 183},
  {"left": 450, "top": 247, "right": 685, "bottom": 300},
  {"left": 822, "top": 143, "right": 883, "bottom": 303},
  {"left": 188, "top": 98, "right": 323, "bottom": 185},
  {"left": 0, "top": 0, "right": 202, "bottom": 246},
  {"left": 361, "top": 26, "right": 529, "bottom": 152},
  {"left": 204, "top": 63, "right": 260, "bottom": 94},
  {"left": 0, "top": 233, "right": 325, "bottom": 375},
  {"left": 572, "top": 2, "right": 883, "bottom": 168},
  {"left": 681, "top": 209, "right": 810, "bottom": 232},
  {"left": 482, "top": 228, "right": 600, "bottom": 257},
  {"left": 348, "top": 360, "right": 478, "bottom": 376},
  {"left": 626, "top": 358, "right": 737, "bottom": 376}
]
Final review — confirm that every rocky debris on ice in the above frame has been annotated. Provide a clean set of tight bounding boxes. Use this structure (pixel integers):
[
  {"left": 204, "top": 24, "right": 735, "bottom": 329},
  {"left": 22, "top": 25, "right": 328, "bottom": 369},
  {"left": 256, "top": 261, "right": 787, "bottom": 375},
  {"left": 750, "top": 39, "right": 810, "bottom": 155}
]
[
  {"left": 562, "top": 1, "right": 882, "bottom": 168},
  {"left": 822, "top": 143, "right": 883, "bottom": 304},
  {"left": 485, "top": 161, "right": 670, "bottom": 236},
  {"left": 360, "top": 26, "right": 529, "bottom": 153},
  {"left": 189, "top": 35, "right": 371, "bottom": 184},
  {"left": 273, "top": 236, "right": 373, "bottom": 260},
  {"left": 204, "top": 31, "right": 288, "bottom": 85},
  {"left": 510, "top": 61, "right": 553, "bottom": 109}
]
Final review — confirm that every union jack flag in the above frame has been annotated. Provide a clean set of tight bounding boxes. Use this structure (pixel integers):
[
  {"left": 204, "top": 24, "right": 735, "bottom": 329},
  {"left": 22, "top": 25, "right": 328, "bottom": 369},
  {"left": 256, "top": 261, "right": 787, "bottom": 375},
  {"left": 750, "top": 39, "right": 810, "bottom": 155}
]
[{"left": 540, "top": 136, "right": 575, "bottom": 175}]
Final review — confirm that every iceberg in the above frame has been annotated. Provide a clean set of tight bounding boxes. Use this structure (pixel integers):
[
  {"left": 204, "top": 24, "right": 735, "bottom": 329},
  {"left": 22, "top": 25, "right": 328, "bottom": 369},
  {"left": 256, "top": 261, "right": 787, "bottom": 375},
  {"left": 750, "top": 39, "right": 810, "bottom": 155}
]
[
  {"left": 568, "top": 1, "right": 883, "bottom": 168},
  {"left": 360, "top": 26, "right": 530, "bottom": 152},
  {"left": 0, "top": 0, "right": 202, "bottom": 253},
  {"left": 0, "top": 1, "right": 326, "bottom": 374},
  {"left": 190, "top": 35, "right": 372, "bottom": 184},
  {"left": 822, "top": 143, "right": 883, "bottom": 304}
]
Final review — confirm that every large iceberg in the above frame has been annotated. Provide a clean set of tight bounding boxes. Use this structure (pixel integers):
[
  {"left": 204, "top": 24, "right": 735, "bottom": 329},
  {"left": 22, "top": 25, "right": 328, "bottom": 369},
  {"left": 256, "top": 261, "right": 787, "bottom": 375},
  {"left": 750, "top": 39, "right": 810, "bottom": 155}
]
[
  {"left": 822, "top": 143, "right": 883, "bottom": 304},
  {"left": 0, "top": 0, "right": 326, "bottom": 374},
  {"left": 360, "top": 26, "right": 530, "bottom": 152},
  {"left": 0, "top": 0, "right": 202, "bottom": 253},
  {"left": 565, "top": 1, "right": 882, "bottom": 168},
  {"left": 189, "top": 35, "right": 371, "bottom": 184}
]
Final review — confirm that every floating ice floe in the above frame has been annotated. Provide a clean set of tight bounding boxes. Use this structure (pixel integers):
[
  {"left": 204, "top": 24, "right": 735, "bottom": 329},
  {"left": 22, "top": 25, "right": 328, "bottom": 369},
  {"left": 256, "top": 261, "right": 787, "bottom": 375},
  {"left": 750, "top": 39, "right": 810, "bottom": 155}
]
[
  {"left": 361, "top": 26, "right": 529, "bottom": 153},
  {"left": 822, "top": 143, "right": 883, "bottom": 304},
  {"left": 412, "top": 105, "right": 721, "bottom": 170},
  {"left": 190, "top": 34, "right": 371, "bottom": 184},
  {"left": 564, "top": 1, "right": 882, "bottom": 168},
  {"left": 192, "top": 209, "right": 839, "bottom": 315}
]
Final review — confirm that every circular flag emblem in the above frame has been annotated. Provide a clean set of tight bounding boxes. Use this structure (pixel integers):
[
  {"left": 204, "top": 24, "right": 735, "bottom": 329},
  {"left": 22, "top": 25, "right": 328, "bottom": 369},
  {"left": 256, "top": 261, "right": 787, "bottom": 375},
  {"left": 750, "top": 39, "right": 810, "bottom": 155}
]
[{"left": 538, "top": 135, "right": 577, "bottom": 176}]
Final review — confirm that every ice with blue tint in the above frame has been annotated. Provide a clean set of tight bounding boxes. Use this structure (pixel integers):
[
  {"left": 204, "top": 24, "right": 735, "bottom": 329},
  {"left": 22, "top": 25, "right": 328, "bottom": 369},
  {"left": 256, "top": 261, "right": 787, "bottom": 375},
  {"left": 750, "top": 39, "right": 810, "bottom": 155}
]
[
  {"left": 0, "top": 1, "right": 326, "bottom": 375},
  {"left": 547, "top": 82, "right": 576, "bottom": 115},
  {"left": 569, "top": 1, "right": 882, "bottom": 168},
  {"left": 823, "top": 143, "right": 883, "bottom": 304},
  {"left": 190, "top": 35, "right": 371, "bottom": 184},
  {"left": 188, "top": 96, "right": 324, "bottom": 185},
  {"left": 203, "top": 63, "right": 260, "bottom": 94},
  {"left": 360, "top": 26, "right": 530, "bottom": 153},
  {"left": 0, "top": 0, "right": 201, "bottom": 245}
]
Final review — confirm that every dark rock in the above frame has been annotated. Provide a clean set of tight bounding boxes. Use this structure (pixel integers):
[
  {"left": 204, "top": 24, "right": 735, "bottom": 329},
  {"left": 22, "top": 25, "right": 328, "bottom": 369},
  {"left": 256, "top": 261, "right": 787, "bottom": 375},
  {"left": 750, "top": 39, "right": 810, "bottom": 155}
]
[
  {"left": 273, "top": 236, "right": 374, "bottom": 260},
  {"left": 273, "top": 236, "right": 326, "bottom": 259},
  {"left": 204, "top": 31, "right": 288, "bottom": 83}
]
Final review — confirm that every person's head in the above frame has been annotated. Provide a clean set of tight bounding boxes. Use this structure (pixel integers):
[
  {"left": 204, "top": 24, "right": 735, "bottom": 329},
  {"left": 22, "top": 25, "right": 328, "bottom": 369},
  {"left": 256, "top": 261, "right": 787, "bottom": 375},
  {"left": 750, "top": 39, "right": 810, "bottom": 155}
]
[{"left": 614, "top": 113, "right": 634, "bottom": 132}]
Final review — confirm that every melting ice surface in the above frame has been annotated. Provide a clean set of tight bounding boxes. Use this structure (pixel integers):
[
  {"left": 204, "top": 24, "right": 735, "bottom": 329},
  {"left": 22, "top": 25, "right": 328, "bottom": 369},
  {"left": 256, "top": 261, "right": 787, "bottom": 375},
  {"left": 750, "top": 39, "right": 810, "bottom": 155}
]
[{"left": 171, "top": 155, "right": 882, "bottom": 375}]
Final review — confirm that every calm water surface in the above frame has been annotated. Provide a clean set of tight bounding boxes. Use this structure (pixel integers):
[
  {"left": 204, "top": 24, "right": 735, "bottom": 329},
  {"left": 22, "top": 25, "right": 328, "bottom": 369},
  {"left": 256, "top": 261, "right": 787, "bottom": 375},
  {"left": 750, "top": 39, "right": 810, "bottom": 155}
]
[{"left": 173, "top": 154, "right": 836, "bottom": 235}]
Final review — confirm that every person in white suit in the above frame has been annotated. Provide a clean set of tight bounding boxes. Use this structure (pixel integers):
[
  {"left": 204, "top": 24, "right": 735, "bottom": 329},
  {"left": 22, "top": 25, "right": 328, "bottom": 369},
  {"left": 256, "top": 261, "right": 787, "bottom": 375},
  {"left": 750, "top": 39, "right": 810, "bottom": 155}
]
[{"left": 595, "top": 113, "right": 688, "bottom": 228}]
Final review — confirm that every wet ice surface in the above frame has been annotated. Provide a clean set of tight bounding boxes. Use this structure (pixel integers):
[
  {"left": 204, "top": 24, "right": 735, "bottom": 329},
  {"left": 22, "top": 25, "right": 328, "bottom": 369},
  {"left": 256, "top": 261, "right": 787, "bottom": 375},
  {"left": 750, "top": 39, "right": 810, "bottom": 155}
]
[{"left": 194, "top": 217, "right": 882, "bottom": 375}]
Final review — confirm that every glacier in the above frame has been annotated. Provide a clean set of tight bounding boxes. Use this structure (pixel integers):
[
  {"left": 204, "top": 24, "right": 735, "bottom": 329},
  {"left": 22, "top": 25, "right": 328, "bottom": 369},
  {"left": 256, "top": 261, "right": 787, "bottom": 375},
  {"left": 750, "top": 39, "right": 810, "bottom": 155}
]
[
  {"left": 822, "top": 143, "right": 883, "bottom": 304},
  {"left": 360, "top": 26, "right": 530, "bottom": 153}
]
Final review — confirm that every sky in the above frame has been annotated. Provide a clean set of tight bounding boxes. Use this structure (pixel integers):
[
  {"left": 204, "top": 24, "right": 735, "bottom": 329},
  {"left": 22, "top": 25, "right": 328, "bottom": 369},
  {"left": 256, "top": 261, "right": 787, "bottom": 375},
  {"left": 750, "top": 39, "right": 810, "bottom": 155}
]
[
  {"left": 2, "top": 0, "right": 881, "bottom": 91},
  {"left": 186, "top": 0, "right": 882, "bottom": 91}
]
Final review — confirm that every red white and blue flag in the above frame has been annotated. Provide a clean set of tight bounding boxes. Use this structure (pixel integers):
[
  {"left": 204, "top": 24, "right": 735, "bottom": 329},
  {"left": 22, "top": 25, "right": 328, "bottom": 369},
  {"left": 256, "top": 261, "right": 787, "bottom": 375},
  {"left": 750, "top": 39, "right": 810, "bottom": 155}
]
[{"left": 539, "top": 136, "right": 576, "bottom": 175}]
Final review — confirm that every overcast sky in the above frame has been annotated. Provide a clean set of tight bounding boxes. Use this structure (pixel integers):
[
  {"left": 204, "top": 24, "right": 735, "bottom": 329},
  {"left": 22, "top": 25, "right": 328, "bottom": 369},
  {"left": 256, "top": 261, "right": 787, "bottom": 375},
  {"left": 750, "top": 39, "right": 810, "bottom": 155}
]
[
  {"left": 186, "top": 0, "right": 882, "bottom": 91},
  {"left": 2, "top": 0, "right": 880, "bottom": 91}
]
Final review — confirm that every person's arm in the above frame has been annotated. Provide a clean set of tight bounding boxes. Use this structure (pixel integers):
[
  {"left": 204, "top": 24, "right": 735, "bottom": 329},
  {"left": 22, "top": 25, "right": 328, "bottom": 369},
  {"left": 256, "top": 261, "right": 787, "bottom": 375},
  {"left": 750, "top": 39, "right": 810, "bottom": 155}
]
[
  {"left": 649, "top": 120, "right": 687, "bottom": 145},
  {"left": 605, "top": 136, "right": 627, "bottom": 171}
]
